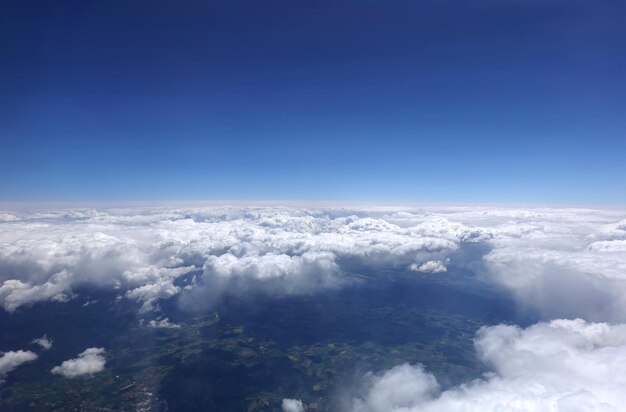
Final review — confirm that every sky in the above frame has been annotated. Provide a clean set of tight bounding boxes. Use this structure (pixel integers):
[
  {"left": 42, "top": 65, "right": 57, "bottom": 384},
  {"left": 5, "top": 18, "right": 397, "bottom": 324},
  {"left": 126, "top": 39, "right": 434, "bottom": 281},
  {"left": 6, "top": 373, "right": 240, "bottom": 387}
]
[{"left": 1, "top": 0, "right": 625, "bottom": 204}]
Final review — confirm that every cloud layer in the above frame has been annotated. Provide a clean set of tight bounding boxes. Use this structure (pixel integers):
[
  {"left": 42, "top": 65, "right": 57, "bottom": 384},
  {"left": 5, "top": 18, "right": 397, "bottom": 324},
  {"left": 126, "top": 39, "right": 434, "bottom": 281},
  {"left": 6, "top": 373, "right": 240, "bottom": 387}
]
[
  {"left": 51, "top": 347, "right": 106, "bottom": 378},
  {"left": 0, "top": 205, "right": 625, "bottom": 321},
  {"left": 351, "top": 319, "right": 626, "bottom": 412}
]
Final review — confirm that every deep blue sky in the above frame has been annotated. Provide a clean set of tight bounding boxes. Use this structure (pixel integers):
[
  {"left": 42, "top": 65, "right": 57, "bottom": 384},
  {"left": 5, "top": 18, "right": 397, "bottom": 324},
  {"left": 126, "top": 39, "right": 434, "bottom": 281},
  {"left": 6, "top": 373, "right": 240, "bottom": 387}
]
[{"left": 1, "top": 0, "right": 625, "bottom": 204}]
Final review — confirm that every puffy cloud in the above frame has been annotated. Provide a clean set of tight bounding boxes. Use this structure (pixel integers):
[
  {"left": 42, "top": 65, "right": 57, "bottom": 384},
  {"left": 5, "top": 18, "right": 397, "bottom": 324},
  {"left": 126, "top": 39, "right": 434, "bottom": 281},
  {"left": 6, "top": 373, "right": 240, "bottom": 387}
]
[
  {"left": 481, "top": 221, "right": 626, "bottom": 322},
  {"left": 351, "top": 319, "right": 626, "bottom": 412},
  {"left": 51, "top": 347, "right": 106, "bottom": 378},
  {"left": 181, "top": 251, "right": 344, "bottom": 309},
  {"left": 409, "top": 260, "right": 447, "bottom": 273},
  {"left": 32, "top": 335, "right": 53, "bottom": 350},
  {"left": 146, "top": 318, "right": 181, "bottom": 329},
  {"left": 384, "top": 206, "right": 626, "bottom": 321},
  {"left": 353, "top": 363, "right": 439, "bottom": 411},
  {"left": 281, "top": 398, "right": 305, "bottom": 412},
  {"left": 0, "top": 270, "right": 72, "bottom": 312},
  {"left": 0, "top": 350, "right": 38, "bottom": 381},
  {"left": 125, "top": 278, "right": 183, "bottom": 313}
]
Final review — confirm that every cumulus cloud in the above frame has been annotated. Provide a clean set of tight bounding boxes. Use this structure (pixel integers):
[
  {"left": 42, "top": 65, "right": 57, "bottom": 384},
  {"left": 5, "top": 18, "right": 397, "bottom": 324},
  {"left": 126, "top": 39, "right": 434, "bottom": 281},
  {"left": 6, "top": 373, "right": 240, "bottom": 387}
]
[
  {"left": 0, "top": 205, "right": 625, "bottom": 320},
  {"left": 353, "top": 363, "right": 439, "bottom": 411},
  {"left": 386, "top": 206, "right": 626, "bottom": 321},
  {"left": 0, "top": 350, "right": 38, "bottom": 382},
  {"left": 409, "top": 260, "right": 447, "bottom": 273},
  {"left": 32, "top": 335, "right": 53, "bottom": 350},
  {"left": 281, "top": 398, "right": 305, "bottom": 412},
  {"left": 125, "top": 277, "right": 183, "bottom": 313},
  {"left": 51, "top": 347, "right": 106, "bottom": 378},
  {"left": 0, "top": 271, "right": 72, "bottom": 313},
  {"left": 481, "top": 216, "right": 626, "bottom": 322},
  {"left": 181, "top": 251, "right": 344, "bottom": 309},
  {"left": 351, "top": 319, "right": 626, "bottom": 412}
]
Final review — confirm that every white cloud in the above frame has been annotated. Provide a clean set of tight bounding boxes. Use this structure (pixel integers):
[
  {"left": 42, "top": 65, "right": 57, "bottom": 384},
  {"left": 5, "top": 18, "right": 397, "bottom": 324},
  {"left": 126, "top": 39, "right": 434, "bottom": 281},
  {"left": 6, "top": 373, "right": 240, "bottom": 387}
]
[
  {"left": 409, "top": 260, "right": 447, "bottom": 273},
  {"left": 125, "top": 278, "right": 183, "bottom": 313},
  {"left": 0, "top": 350, "right": 38, "bottom": 381},
  {"left": 281, "top": 398, "right": 305, "bottom": 412},
  {"left": 0, "top": 271, "right": 72, "bottom": 313},
  {"left": 353, "top": 363, "right": 439, "bottom": 411},
  {"left": 181, "top": 251, "right": 344, "bottom": 309},
  {"left": 351, "top": 319, "right": 626, "bottom": 412},
  {"left": 482, "top": 226, "right": 626, "bottom": 321},
  {"left": 32, "top": 335, "right": 53, "bottom": 350},
  {"left": 146, "top": 318, "right": 181, "bottom": 329},
  {"left": 51, "top": 347, "right": 106, "bottom": 378},
  {"left": 587, "top": 239, "right": 626, "bottom": 253}
]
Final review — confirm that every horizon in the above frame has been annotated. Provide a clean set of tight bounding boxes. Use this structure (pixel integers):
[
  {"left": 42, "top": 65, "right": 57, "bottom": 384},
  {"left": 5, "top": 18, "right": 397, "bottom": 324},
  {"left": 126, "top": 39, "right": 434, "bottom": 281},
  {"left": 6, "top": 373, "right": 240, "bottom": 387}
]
[{"left": 1, "top": 199, "right": 625, "bottom": 211}]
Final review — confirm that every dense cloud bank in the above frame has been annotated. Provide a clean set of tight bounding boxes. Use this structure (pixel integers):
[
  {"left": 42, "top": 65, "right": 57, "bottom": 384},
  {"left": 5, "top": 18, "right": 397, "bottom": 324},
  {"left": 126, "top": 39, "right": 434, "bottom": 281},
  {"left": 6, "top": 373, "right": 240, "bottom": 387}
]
[
  {"left": 1, "top": 205, "right": 625, "bottom": 320},
  {"left": 351, "top": 319, "right": 626, "bottom": 412}
]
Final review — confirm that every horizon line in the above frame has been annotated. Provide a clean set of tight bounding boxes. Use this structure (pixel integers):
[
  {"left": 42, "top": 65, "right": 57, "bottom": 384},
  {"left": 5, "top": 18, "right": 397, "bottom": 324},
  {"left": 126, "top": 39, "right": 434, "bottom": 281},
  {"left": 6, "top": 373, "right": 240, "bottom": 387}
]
[{"left": 1, "top": 199, "right": 624, "bottom": 211}]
